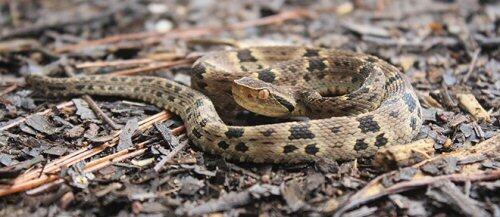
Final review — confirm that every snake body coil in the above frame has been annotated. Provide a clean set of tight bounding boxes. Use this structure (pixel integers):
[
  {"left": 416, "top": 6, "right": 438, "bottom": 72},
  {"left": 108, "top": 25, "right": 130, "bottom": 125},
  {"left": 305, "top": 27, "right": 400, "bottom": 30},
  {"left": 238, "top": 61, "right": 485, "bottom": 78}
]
[{"left": 27, "top": 46, "right": 422, "bottom": 163}]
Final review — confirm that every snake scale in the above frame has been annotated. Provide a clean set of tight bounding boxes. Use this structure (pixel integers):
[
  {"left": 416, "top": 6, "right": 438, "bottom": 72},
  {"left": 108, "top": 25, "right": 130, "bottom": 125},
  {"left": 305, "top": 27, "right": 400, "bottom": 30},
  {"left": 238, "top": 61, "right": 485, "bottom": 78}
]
[{"left": 26, "top": 46, "right": 422, "bottom": 163}]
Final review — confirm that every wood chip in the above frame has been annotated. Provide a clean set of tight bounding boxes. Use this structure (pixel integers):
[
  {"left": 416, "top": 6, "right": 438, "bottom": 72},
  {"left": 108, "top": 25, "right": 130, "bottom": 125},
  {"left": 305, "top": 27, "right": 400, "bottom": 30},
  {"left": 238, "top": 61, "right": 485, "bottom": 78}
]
[
  {"left": 117, "top": 118, "right": 138, "bottom": 151},
  {"left": 427, "top": 180, "right": 489, "bottom": 217},
  {"left": 25, "top": 114, "right": 60, "bottom": 135},
  {"left": 374, "top": 138, "right": 436, "bottom": 170},
  {"left": 457, "top": 93, "right": 491, "bottom": 122}
]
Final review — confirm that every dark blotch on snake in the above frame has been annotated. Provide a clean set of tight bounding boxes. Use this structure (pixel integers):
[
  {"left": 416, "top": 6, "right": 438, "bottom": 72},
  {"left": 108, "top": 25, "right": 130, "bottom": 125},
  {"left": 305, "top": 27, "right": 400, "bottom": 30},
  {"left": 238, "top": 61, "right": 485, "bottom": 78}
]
[
  {"left": 240, "top": 65, "right": 249, "bottom": 72},
  {"left": 173, "top": 86, "right": 182, "bottom": 93},
  {"left": 367, "top": 94, "right": 379, "bottom": 102},
  {"left": 75, "top": 85, "right": 86, "bottom": 90},
  {"left": 307, "top": 58, "right": 327, "bottom": 72},
  {"left": 274, "top": 95, "right": 295, "bottom": 112},
  {"left": 225, "top": 127, "right": 244, "bottom": 138},
  {"left": 357, "top": 115, "right": 381, "bottom": 133},
  {"left": 196, "top": 81, "right": 207, "bottom": 90},
  {"left": 283, "top": 145, "right": 298, "bottom": 153},
  {"left": 288, "top": 123, "right": 315, "bottom": 140},
  {"left": 389, "top": 111, "right": 399, "bottom": 118},
  {"left": 192, "top": 64, "right": 206, "bottom": 79},
  {"left": 141, "top": 78, "right": 154, "bottom": 83},
  {"left": 354, "top": 139, "right": 369, "bottom": 151},
  {"left": 258, "top": 69, "right": 276, "bottom": 83},
  {"left": 191, "top": 128, "right": 202, "bottom": 139},
  {"left": 386, "top": 75, "right": 398, "bottom": 87},
  {"left": 366, "top": 56, "right": 378, "bottom": 63},
  {"left": 305, "top": 144, "right": 319, "bottom": 155},
  {"left": 199, "top": 118, "right": 208, "bottom": 127},
  {"left": 410, "top": 117, "right": 417, "bottom": 130},
  {"left": 155, "top": 91, "right": 163, "bottom": 98},
  {"left": 261, "top": 129, "right": 276, "bottom": 137},
  {"left": 403, "top": 93, "right": 417, "bottom": 113},
  {"left": 194, "top": 99, "right": 204, "bottom": 108},
  {"left": 303, "top": 74, "right": 311, "bottom": 81},
  {"left": 341, "top": 105, "right": 357, "bottom": 113},
  {"left": 237, "top": 49, "right": 258, "bottom": 62},
  {"left": 51, "top": 86, "right": 67, "bottom": 91},
  {"left": 304, "top": 49, "right": 319, "bottom": 57},
  {"left": 167, "top": 96, "right": 175, "bottom": 102},
  {"left": 375, "top": 133, "right": 388, "bottom": 147},
  {"left": 330, "top": 126, "right": 341, "bottom": 134},
  {"left": 235, "top": 142, "right": 249, "bottom": 152},
  {"left": 349, "top": 87, "right": 369, "bottom": 98},
  {"left": 360, "top": 63, "right": 376, "bottom": 76},
  {"left": 217, "top": 141, "right": 229, "bottom": 150}
]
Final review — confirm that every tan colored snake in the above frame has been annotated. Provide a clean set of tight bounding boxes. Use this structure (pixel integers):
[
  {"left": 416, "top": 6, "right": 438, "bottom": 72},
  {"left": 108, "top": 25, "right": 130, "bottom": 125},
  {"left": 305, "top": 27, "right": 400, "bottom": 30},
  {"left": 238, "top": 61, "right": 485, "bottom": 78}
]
[{"left": 26, "top": 46, "right": 422, "bottom": 163}]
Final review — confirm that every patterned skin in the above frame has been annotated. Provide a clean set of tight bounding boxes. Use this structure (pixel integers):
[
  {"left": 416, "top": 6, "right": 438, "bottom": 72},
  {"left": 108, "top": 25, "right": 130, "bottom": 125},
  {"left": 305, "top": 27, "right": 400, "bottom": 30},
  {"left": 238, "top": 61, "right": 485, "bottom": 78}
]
[{"left": 26, "top": 46, "right": 422, "bottom": 163}]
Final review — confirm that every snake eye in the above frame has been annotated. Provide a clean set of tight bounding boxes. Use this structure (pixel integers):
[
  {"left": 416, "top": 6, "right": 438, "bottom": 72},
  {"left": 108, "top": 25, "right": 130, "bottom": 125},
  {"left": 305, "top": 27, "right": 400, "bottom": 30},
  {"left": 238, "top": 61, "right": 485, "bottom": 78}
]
[{"left": 258, "top": 89, "right": 270, "bottom": 100}]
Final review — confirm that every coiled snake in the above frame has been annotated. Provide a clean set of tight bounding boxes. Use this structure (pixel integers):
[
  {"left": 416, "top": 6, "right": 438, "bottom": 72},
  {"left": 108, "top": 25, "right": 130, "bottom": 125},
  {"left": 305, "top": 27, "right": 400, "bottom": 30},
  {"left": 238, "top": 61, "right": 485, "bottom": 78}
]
[{"left": 26, "top": 46, "right": 422, "bottom": 163}]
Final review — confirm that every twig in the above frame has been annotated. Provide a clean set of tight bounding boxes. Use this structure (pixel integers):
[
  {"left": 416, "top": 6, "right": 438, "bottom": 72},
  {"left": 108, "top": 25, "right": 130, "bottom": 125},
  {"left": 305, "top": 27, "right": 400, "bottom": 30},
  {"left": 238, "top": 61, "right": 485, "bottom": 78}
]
[
  {"left": 0, "top": 83, "right": 19, "bottom": 96},
  {"left": 81, "top": 95, "right": 122, "bottom": 130},
  {"left": 462, "top": 49, "right": 481, "bottom": 82},
  {"left": 63, "top": 64, "right": 122, "bottom": 130},
  {"left": 107, "top": 58, "right": 196, "bottom": 76},
  {"left": 0, "top": 174, "right": 60, "bottom": 197},
  {"left": 153, "top": 138, "right": 189, "bottom": 172},
  {"left": 76, "top": 58, "right": 155, "bottom": 68},
  {"left": 55, "top": 7, "right": 319, "bottom": 53}
]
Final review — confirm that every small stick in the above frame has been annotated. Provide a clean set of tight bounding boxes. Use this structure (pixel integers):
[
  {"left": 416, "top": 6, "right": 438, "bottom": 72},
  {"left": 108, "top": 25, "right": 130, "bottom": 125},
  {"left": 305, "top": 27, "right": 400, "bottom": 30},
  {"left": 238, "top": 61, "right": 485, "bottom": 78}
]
[
  {"left": 0, "top": 174, "right": 59, "bottom": 197},
  {"left": 76, "top": 58, "right": 155, "bottom": 68},
  {"left": 107, "top": 58, "right": 196, "bottom": 76},
  {"left": 85, "top": 148, "right": 148, "bottom": 172},
  {"left": 0, "top": 83, "right": 19, "bottom": 96},
  {"left": 462, "top": 49, "right": 481, "bottom": 82},
  {"left": 153, "top": 139, "right": 189, "bottom": 172},
  {"left": 81, "top": 95, "right": 122, "bottom": 130},
  {"left": 55, "top": 7, "right": 320, "bottom": 53},
  {"left": 84, "top": 139, "right": 154, "bottom": 169}
]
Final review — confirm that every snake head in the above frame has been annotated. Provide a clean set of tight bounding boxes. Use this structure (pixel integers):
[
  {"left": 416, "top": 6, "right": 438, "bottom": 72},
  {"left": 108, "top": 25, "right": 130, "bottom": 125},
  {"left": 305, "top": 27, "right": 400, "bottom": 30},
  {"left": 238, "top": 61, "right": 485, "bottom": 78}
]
[{"left": 232, "top": 77, "right": 298, "bottom": 117}]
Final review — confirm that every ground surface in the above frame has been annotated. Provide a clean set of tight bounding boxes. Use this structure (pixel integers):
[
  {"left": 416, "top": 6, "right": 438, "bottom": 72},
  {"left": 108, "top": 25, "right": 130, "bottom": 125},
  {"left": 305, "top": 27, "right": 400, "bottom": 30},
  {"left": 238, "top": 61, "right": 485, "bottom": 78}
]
[{"left": 0, "top": 0, "right": 498, "bottom": 216}]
